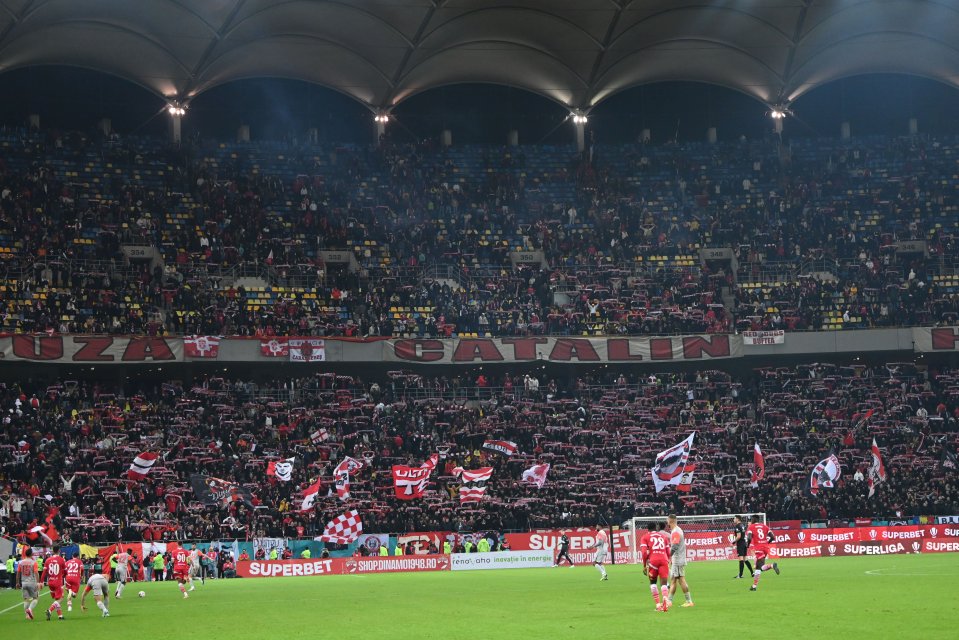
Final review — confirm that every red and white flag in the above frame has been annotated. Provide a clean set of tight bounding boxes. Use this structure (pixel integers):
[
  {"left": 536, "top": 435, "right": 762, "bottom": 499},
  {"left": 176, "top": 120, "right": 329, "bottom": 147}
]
[
  {"left": 452, "top": 466, "right": 494, "bottom": 503},
  {"left": 128, "top": 452, "right": 158, "bottom": 480},
  {"left": 391, "top": 454, "right": 439, "bottom": 500},
  {"left": 289, "top": 338, "right": 325, "bottom": 362},
  {"left": 317, "top": 509, "right": 362, "bottom": 545},
  {"left": 260, "top": 338, "right": 289, "bottom": 357},
  {"left": 651, "top": 433, "right": 696, "bottom": 493},
  {"left": 310, "top": 428, "right": 330, "bottom": 444},
  {"left": 333, "top": 456, "right": 365, "bottom": 501},
  {"left": 482, "top": 440, "right": 518, "bottom": 456},
  {"left": 298, "top": 479, "right": 323, "bottom": 512},
  {"left": 184, "top": 335, "right": 221, "bottom": 358},
  {"left": 25, "top": 523, "right": 58, "bottom": 545},
  {"left": 867, "top": 438, "right": 887, "bottom": 498},
  {"left": 267, "top": 457, "right": 295, "bottom": 482},
  {"left": 750, "top": 443, "right": 765, "bottom": 488},
  {"left": 521, "top": 463, "right": 550, "bottom": 489}
]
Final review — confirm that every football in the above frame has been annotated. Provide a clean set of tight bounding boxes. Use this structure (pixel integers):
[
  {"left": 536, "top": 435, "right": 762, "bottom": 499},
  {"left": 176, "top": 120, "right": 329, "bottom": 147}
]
[{"left": 138, "top": 591, "right": 146, "bottom": 598}]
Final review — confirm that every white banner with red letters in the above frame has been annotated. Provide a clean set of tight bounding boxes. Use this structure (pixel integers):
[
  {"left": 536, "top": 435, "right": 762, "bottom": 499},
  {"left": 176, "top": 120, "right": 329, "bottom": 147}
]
[{"left": 1, "top": 335, "right": 183, "bottom": 363}]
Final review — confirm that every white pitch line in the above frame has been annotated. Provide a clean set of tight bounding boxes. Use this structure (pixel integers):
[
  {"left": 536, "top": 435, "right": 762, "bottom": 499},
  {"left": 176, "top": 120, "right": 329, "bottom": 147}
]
[{"left": 0, "top": 589, "right": 50, "bottom": 614}]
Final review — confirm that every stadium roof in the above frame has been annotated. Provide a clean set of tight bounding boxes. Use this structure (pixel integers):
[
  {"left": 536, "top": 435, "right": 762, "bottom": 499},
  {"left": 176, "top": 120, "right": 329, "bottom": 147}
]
[{"left": 1, "top": 0, "right": 958, "bottom": 112}]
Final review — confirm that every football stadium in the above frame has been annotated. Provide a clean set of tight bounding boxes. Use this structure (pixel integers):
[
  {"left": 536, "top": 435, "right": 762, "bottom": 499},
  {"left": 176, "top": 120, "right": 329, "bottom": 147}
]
[{"left": 1, "top": 1, "right": 959, "bottom": 638}]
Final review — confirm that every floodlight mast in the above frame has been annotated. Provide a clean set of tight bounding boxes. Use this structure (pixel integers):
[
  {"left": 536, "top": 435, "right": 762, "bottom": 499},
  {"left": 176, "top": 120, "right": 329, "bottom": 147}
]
[{"left": 167, "top": 100, "right": 186, "bottom": 143}]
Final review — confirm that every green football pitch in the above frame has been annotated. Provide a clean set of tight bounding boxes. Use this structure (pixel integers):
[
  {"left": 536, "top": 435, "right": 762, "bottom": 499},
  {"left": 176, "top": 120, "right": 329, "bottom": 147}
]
[{"left": 1, "top": 554, "right": 955, "bottom": 639}]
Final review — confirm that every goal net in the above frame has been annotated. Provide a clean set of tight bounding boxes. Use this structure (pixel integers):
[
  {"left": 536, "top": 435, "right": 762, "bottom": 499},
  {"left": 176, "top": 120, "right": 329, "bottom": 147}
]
[{"left": 624, "top": 513, "right": 766, "bottom": 564}]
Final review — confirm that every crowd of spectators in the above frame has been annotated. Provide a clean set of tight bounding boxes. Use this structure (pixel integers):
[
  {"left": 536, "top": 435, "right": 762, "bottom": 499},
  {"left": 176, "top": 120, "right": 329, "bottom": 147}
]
[
  {"left": 0, "top": 361, "right": 956, "bottom": 545},
  {"left": 0, "top": 128, "right": 958, "bottom": 337}
]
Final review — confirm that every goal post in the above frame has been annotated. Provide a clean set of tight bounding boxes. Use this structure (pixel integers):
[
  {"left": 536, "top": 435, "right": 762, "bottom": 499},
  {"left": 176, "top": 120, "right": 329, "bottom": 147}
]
[{"left": 624, "top": 513, "right": 766, "bottom": 564}]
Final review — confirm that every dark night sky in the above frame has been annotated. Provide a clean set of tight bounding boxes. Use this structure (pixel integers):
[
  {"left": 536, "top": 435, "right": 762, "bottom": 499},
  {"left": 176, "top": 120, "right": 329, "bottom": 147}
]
[{"left": 0, "top": 66, "right": 958, "bottom": 145}]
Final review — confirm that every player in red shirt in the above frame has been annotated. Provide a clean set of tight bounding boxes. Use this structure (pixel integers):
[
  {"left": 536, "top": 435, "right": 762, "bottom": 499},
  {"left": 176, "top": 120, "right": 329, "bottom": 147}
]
[
  {"left": 41, "top": 545, "right": 67, "bottom": 621},
  {"left": 641, "top": 522, "right": 672, "bottom": 611},
  {"left": 173, "top": 547, "right": 191, "bottom": 599},
  {"left": 64, "top": 552, "right": 84, "bottom": 612},
  {"left": 746, "top": 515, "right": 780, "bottom": 591}
]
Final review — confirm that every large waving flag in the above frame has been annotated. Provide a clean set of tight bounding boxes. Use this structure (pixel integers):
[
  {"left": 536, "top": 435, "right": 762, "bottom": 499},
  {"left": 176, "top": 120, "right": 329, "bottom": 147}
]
[
  {"left": 750, "top": 443, "right": 765, "bottom": 488},
  {"left": 267, "top": 457, "right": 295, "bottom": 482},
  {"left": 867, "top": 439, "right": 887, "bottom": 498},
  {"left": 942, "top": 447, "right": 958, "bottom": 470},
  {"left": 299, "top": 478, "right": 323, "bottom": 512},
  {"left": 333, "top": 456, "right": 365, "bottom": 501},
  {"left": 452, "top": 467, "right": 494, "bottom": 503},
  {"left": 317, "top": 509, "right": 363, "bottom": 545},
  {"left": 809, "top": 453, "right": 841, "bottom": 496},
  {"left": 128, "top": 451, "right": 159, "bottom": 480},
  {"left": 651, "top": 433, "right": 696, "bottom": 493},
  {"left": 391, "top": 454, "right": 439, "bottom": 500},
  {"left": 521, "top": 463, "right": 550, "bottom": 489},
  {"left": 190, "top": 474, "right": 254, "bottom": 507}
]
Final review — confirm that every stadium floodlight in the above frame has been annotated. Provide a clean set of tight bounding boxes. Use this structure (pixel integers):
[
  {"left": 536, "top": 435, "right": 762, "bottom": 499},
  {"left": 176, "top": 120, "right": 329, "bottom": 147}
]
[
  {"left": 570, "top": 112, "right": 588, "bottom": 125},
  {"left": 625, "top": 513, "right": 766, "bottom": 564},
  {"left": 167, "top": 103, "right": 186, "bottom": 117},
  {"left": 373, "top": 114, "right": 390, "bottom": 124},
  {"left": 767, "top": 104, "right": 791, "bottom": 120}
]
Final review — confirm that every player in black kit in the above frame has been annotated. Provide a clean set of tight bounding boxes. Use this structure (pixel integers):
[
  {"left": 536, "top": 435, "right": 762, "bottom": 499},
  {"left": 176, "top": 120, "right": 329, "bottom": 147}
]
[
  {"left": 732, "top": 515, "right": 753, "bottom": 578},
  {"left": 554, "top": 534, "right": 574, "bottom": 567}
]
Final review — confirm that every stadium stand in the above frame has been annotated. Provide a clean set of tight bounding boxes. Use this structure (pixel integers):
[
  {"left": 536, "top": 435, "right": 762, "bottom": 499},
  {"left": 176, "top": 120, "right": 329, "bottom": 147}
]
[
  {"left": 1, "top": 129, "right": 958, "bottom": 338},
  {"left": 1, "top": 362, "right": 956, "bottom": 543}
]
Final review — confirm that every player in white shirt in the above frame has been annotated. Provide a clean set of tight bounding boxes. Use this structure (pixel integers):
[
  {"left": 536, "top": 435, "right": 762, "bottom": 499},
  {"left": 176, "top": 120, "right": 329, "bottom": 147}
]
[
  {"left": 114, "top": 548, "right": 131, "bottom": 598},
  {"left": 188, "top": 545, "right": 207, "bottom": 591},
  {"left": 80, "top": 570, "right": 111, "bottom": 618},
  {"left": 591, "top": 527, "right": 609, "bottom": 581},
  {"left": 664, "top": 514, "right": 694, "bottom": 608}
]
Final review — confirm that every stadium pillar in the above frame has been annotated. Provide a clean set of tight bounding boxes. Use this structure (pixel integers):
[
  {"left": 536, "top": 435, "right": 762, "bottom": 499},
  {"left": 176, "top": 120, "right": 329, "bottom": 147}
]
[
  {"left": 98, "top": 118, "right": 112, "bottom": 136},
  {"left": 707, "top": 127, "right": 717, "bottom": 144},
  {"left": 237, "top": 124, "right": 250, "bottom": 142},
  {"left": 571, "top": 112, "right": 586, "bottom": 152},
  {"left": 28, "top": 114, "right": 39, "bottom": 130},
  {"left": 507, "top": 129, "right": 519, "bottom": 146},
  {"left": 773, "top": 118, "right": 783, "bottom": 135},
  {"left": 909, "top": 117, "right": 919, "bottom": 135},
  {"left": 841, "top": 121, "right": 851, "bottom": 140},
  {"left": 170, "top": 113, "right": 182, "bottom": 144},
  {"left": 308, "top": 128, "right": 318, "bottom": 144},
  {"left": 640, "top": 128, "right": 651, "bottom": 144},
  {"left": 441, "top": 129, "right": 452, "bottom": 147}
]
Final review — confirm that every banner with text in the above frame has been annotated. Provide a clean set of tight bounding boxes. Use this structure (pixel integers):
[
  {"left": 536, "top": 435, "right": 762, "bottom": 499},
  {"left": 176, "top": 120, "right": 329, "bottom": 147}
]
[
  {"left": 236, "top": 555, "right": 450, "bottom": 578},
  {"left": 1, "top": 335, "right": 183, "bottom": 363},
  {"left": 450, "top": 550, "right": 554, "bottom": 571},
  {"left": 387, "top": 335, "right": 741, "bottom": 364},
  {"left": 742, "top": 330, "right": 785, "bottom": 345},
  {"left": 505, "top": 528, "right": 634, "bottom": 564}
]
